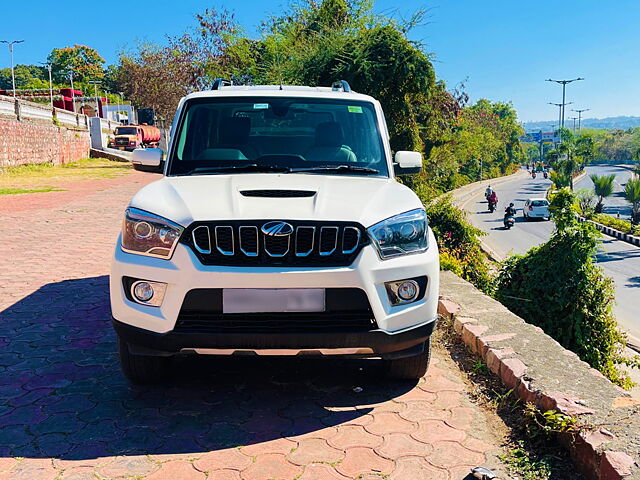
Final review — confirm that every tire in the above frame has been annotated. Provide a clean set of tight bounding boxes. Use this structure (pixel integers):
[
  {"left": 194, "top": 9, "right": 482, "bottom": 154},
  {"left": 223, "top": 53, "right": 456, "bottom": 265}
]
[
  {"left": 118, "top": 337, "right": 171, "bottom": 384},
  {"left": 386, "top": 338, "right": 431, "bottom": 380}
]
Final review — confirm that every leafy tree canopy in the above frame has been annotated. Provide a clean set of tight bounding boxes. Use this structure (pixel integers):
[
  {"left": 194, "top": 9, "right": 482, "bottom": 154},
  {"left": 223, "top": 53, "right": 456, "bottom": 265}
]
[{"left": 48, "top": 45, "right": 105, "bottom": 83}]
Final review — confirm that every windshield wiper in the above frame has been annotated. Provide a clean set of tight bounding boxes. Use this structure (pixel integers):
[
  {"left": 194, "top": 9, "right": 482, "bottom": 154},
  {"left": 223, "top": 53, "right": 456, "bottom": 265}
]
[
  {"left": 185, "top": 164, "right": 291, "bottom": 175},
  {"left": 293, "top": 165, "right": 380, "bottom": 175}
]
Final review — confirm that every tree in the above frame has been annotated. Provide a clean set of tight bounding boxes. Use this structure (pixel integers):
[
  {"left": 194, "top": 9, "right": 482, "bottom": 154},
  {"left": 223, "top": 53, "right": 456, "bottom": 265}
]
[
  {"left": 0, "top": 64, "right": 48, "bottom": 90},
  {"left": 116, "top": 43, "right": 191, "bottom": 120},
  {"left": 48, "top": 45, "right": 105, "bottom": 83},
  {"left": 549, "top": 170, "right": 572, "bottom": 189},
  {"left": 590, "top": 173, "right": 616, "bottom": 213},
  {"left": 625, "top": 178, "right": 640, "bottom": 224},
  {"left": 575, "top": 188, "right": 596, "bottom": 216}
]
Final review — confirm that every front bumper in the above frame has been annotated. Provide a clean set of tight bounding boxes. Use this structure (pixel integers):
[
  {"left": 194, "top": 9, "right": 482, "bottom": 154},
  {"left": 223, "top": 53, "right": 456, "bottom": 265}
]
[
  {"left": 113, "top": 318, "right": 435, "bottom": 359},
  {"left": 110, "top": 229, "right": 440, "bottom": 338}
]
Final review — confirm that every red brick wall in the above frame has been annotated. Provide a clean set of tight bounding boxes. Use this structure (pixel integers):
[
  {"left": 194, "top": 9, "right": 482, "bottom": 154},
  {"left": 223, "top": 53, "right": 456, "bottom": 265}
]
[{"left": 0, "top": 117, "right": 90, "bottom": 167}]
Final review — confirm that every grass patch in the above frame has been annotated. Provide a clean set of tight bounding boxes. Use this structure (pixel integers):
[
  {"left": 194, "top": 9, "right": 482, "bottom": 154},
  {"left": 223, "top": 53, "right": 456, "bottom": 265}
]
[
  {"left": 0, "top": 186, "right": 64, "bottom": 195},
  {"left": 0, "top": 158, "right": 131, "bottom": 193}
]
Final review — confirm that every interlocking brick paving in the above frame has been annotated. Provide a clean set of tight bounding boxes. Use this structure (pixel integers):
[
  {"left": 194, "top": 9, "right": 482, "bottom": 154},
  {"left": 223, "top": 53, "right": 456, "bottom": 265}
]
[{"left": 0, "top": 171, "right": 508, "bottom": 479}]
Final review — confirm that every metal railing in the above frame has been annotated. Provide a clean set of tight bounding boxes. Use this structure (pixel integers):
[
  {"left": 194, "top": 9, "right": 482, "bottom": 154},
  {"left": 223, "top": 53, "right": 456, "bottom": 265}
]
[{"left": 0, "top": 94, "right": 118, "bottom": 131}]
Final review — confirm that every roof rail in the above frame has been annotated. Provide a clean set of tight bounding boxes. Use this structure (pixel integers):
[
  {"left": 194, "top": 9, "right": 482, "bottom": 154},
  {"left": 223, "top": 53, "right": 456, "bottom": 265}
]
[
  {"left": 212, "top": 78, "right": 232, "bottom": 90},
  {"left": 331, "top": 80, "right": 352, "bottom": 93}
]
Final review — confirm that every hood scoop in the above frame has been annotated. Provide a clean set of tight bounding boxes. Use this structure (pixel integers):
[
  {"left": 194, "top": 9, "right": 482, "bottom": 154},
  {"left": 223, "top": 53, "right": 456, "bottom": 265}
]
[{"left": 240, "top": 189, "right": 316, "bottom": 198}]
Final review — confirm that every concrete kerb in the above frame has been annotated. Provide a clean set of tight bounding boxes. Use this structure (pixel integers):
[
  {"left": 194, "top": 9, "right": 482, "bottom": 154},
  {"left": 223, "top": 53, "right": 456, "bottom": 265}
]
[
  {"left": 90, "top": 148, "right": 131, "bottom": 163},
  {"left": 437, "top": 271, "right": 640, "bottom": 480}
]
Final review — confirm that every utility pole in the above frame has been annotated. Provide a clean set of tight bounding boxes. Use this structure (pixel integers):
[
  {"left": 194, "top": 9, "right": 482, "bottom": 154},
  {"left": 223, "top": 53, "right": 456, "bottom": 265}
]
[
  {"left": 572, "top": 108, "right": 590, "bottom": 132},
  {"left": 549, "top": 102, "right": 572, "bottom": 130},
  {"left": 68, "top": 70, "right": 76, "bottom": 112},
  {"left": 40, "top": 62, "right": 53, "bottom": 107},
  {"left": 0, "top": 40, "right": 25, "bottom": 98},
  {"left": 546, "top": 77, "right": 584, "bottom": 127},
  {"left": 88, "top": 80, "right": 102, "bottom": 117}
]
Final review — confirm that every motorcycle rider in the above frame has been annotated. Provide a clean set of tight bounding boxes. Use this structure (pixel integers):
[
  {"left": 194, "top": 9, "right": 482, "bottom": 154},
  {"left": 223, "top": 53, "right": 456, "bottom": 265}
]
[
  {"left": 485, "top": 185, "right": 494, "bottom": 201},
  {"left": 504, "top": 202, "right": 517, "bottom": 218},
  {"left": 488, "top": 190, "right": 498, "bottom": 210}
]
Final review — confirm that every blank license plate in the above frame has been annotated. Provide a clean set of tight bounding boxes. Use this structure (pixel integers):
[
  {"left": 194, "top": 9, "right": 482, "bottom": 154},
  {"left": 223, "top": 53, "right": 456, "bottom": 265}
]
[{"left": 223, "top": 288, "right": 325, "bottom": 314}]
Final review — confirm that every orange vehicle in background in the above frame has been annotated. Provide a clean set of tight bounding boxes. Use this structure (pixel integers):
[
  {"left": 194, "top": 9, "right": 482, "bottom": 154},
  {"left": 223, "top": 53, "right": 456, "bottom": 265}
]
[{"left": 109, "top": 124, "right": 161, "bottom": 151}]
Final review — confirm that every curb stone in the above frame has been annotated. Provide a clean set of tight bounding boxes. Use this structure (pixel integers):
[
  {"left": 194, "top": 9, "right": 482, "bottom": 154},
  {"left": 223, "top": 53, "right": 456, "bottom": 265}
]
[{"left": 438, "top": 271, "right": 640, "bottom": 480}]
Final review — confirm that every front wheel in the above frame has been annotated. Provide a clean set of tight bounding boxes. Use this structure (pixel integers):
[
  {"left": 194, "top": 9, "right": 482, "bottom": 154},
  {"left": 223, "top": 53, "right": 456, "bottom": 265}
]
[
  {"left": 385, "top": 338, "right": 431, "bottom": 380},
  {"left": 118, "top": 337, "right": 171, "bottom": 384}
]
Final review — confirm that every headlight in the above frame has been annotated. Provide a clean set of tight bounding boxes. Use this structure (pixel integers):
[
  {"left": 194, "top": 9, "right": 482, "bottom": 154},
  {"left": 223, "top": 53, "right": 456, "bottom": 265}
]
[
  {"left": 368, "top": 209, "right": 429, "bottom": 259},
  {"left": 121, "top": 207, "right": 183, "bottom": 259}
]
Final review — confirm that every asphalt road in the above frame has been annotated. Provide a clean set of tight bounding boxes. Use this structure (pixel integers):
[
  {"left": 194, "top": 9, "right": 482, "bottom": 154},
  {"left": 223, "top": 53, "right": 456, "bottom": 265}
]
[
  {"left": 461, "top": 169, "right": 640, "bottom": 346},
  {"left": 575, "top": 164, "right": 634, "bottom": 219}
]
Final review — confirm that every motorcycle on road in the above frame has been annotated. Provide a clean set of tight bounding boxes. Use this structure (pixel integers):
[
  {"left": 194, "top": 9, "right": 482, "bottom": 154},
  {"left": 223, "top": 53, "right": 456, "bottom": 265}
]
[{"left": 504, "top": 215, "right": 515, "bottom": 229}]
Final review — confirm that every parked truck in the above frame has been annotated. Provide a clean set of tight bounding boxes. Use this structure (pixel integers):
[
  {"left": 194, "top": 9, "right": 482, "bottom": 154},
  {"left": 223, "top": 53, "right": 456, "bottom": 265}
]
[{"left": 109, "top": 124, "right": 161, "bottom": 151}]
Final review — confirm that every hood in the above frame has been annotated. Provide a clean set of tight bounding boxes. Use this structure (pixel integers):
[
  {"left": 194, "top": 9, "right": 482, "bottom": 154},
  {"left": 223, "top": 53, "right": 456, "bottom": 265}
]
[{"left": 129, "top": 173, "right": 422, "bottom": 228}]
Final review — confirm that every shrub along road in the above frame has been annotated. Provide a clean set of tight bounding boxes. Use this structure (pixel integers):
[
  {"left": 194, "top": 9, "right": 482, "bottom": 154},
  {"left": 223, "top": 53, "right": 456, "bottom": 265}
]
[
  {"left": 459, "top": 169, "right": 640, "bottom": 348},
  {"left": 576, "top": 164, "right": 635, "bottom": 219}
]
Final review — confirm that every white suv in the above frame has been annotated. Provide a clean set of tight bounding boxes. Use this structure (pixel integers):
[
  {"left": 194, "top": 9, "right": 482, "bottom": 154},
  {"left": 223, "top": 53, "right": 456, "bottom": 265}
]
[{"left": 110, "top": 81, "right": 440, "bottom": 383}]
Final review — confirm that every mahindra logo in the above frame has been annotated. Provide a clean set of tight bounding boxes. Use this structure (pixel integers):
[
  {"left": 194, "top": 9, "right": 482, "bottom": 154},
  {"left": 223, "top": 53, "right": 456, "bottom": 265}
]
[{"left": 261, "top": 221, "right": 294, "bottom": 237}]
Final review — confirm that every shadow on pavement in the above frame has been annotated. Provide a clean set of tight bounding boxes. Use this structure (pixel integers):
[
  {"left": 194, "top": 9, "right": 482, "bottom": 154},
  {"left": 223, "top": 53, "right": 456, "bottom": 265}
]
[
  {"left": 626, "top": 276, "right": 640, "bottom": 288},
  {"left": 0, "top": 276, "right": 414, "bottom": 460},
  {"left": 596, "top": 247, "right": 640, "bottom": 264}
]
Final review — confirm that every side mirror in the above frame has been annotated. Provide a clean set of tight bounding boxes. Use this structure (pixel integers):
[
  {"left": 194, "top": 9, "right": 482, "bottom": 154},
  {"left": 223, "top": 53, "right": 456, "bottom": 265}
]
[
  {"left": 393, "top": 151, "right": 422, "bottom": 175},
  {"left": 132, "top": 148, "right": 164, "bottom": 174}
]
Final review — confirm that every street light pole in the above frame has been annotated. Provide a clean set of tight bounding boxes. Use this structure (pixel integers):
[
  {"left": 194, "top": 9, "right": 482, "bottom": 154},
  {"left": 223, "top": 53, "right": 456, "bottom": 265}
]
[
  {"left": 0, "top": 40, "right": 25, "bottom": 98},
  {"left": 40, "top": 62, "right": 53, "bottom": 107},
  {"left": 570, "top": 117, "right": 578, "bottom": 131},
  {"left": 88, "top": 80, "right": 101, "bottom": 117},
  {"left": 548, "top": 102, "right": 572, "bottom": 130},
  {"left": 572, "top": 108, "right": 590, "bottom": 132},
  {"left": 546, "top": 77, "right": 584, "bottom": 127},
  {"left": 68, "top": 70, "right": 76, "bottom": 112}
]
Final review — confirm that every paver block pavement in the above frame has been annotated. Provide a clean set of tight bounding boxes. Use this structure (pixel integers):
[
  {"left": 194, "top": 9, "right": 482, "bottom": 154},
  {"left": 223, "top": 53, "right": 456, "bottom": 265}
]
[{"left": 0, "top": 172, "right": 507, "bottom": 479}]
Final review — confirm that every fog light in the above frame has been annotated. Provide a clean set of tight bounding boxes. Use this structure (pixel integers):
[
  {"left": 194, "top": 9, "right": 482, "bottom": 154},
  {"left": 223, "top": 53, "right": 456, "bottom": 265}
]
[
  {"left": 385, "top": 277, "right": 425, "bottom": 306},
  {"left": 133, "top": 281, "right": 154, "bottom": 302},
  {"left": 397, "top": 281, "right": 418, "bottom": 301}
]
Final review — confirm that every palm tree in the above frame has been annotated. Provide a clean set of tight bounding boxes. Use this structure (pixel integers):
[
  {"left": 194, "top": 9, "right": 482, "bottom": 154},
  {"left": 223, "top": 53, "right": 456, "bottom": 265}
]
[
  {"left": 591, "top": 174, "right": 616, "bottom": 213},
  {"left": 625, "top": 178, "right": 640, "bottom": 224},
  {"left": 550, "top": 170, "right": 571, "bottom": 189}
]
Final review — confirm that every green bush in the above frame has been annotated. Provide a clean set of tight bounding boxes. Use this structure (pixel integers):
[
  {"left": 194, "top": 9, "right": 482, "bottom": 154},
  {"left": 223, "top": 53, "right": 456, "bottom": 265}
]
[
  {"left": 423, "top": 195, "right": 492, "bottom": 292},
  {"left": 590, "top": 213, "right": 640, "bottom": 235},
  {"left": 495, "top": 189, "right": 633, "bottom": 388}
]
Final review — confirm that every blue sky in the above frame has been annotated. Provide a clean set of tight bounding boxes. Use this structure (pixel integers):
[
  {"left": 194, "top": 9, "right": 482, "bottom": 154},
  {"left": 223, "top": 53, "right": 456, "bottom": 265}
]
[{"left": 2, "top": 0, "right": 638, "bottom": 122}]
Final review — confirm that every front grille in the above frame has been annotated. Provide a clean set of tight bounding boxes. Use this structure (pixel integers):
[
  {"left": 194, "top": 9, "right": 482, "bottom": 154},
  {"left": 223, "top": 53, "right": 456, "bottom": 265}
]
[
  {"left": 181, "top": 220, "right": 368, "bottom": 267},
  {"left": 240, "top": 190, "right": 316, "bottom": 198},
  {"left": 115, "top": 137, "right": 129, "bottom": 145},
  {"left": 174, "top": 288, "right": 376, "bottom": 334}
]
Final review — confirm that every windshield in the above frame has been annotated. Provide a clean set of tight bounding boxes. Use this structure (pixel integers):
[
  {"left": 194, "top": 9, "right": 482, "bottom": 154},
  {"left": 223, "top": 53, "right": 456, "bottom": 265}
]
[
  {"left": 168, "top": 97, "right": 388, "bottom": 177},
  {"left": 531, "top": 200, "right": 549, "bottom": 207},
  {"left": 116, "top": 127, "right": 138, "bottom": 135}
]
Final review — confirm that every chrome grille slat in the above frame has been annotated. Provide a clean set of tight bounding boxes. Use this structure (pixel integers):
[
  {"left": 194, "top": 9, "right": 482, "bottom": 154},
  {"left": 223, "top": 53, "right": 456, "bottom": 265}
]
[
  {"left": 239, "top": 226, "right": 259, "bottom": 256},
  {"left": 295, "top": 226, "right": 315, "bottom": 257},
  {"left": 214, "top": 226, "right": 234, "bottom": 256},
  {"left": 192, "top": 226, "right": 211, "bottom": 254},
  {"left": 342, "top": 226, "right": 361, "bottom": 254},
  {"left": 319, "top": 226, "right": 339, "bottom": 256}
]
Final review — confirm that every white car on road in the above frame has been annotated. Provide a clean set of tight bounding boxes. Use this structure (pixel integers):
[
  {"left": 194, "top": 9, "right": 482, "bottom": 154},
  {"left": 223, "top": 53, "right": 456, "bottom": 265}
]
[
  {"left": 523, "top": 198, "right": 550, "bottom": 220},
  {"left": 110, "top": 80, "right": 440, "bottom": 383}
]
